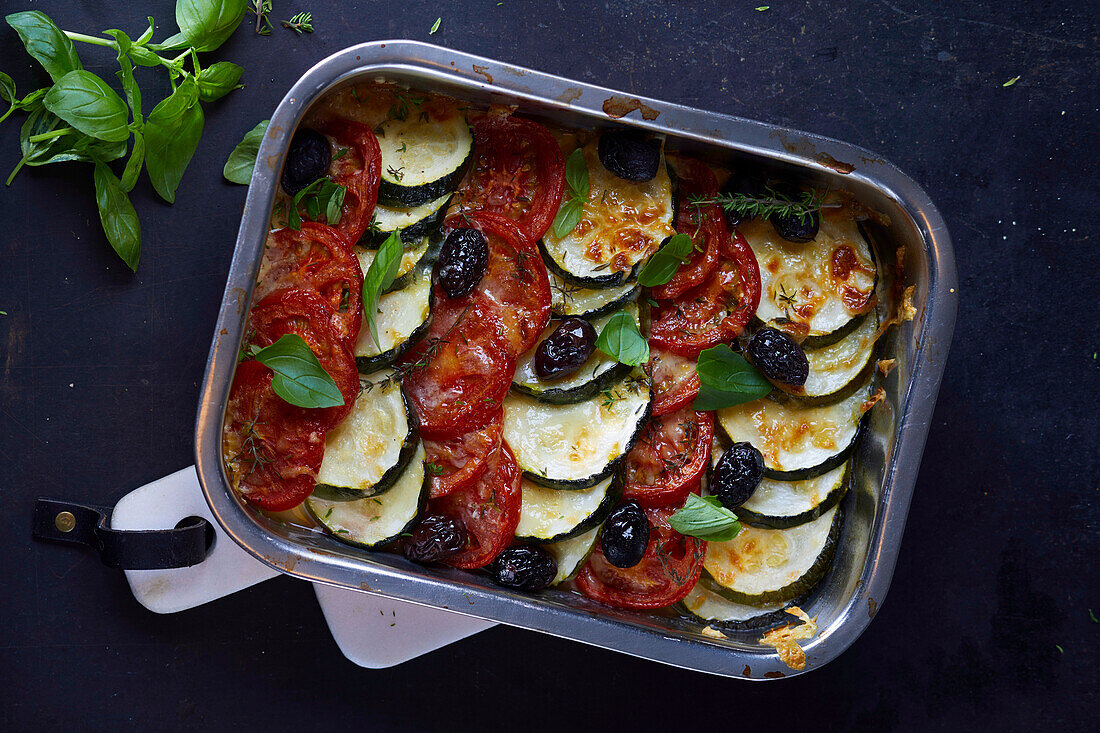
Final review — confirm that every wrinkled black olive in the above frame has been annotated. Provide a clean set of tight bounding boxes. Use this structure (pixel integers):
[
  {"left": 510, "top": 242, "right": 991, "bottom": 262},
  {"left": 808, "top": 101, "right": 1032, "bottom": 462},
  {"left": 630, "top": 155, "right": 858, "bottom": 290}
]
[
  {"left": 436, "top": 228, "right": 489, "bottom": 299},
  {"left": 487, "top": 546, "right": 557, "bottom": 591},
  {"left": 748, "top": 327, "right": 809, "bottom": 386},
  {"left": 767, "top": 183, "right": 820, "bottom": 243},
  {"left": 598, "top": 130, "right": 661, "bottom": 182},
  {"left": 534, "top": 318, "right": 597, "bottom": 381},
  {"left": 720, "top": 170, "right": 768, "bottom": 229},
  {"left": 600, "top": 501, "right": 649, "bottom": 569},
  {"left": 401, "top": 514, "right": 468, "bottom": 563},
  {"left": 711, "top": 442, "right": 765, "bottom": 509},
  {"left": 281, "top": 128, "right": 331, "bottom": 195}
]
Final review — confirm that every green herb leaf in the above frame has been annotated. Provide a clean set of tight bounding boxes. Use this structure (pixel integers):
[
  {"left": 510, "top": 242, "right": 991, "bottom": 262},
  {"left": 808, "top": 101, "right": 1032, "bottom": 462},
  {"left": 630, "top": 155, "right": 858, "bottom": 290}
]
[
  {"left": 252, "top": 333, "right": 345, "bottom": 408},
  {"left": 596, "top": 310, "right": 649, "bottom": 366},
  {"left": 551, "top": 196, "right": 584, "bottom": 239},
  {"left": 103, "top": 30, "right": 142, "bottom": 123},
  {"left": 362, "top": 231, "right": 404, "bottom": 347},
  {"left": 175, "top": 0, "right": 248, "bottom": 53},
  {"left": 149, "top": 31, "right": 190, "bottom": 52},
  {"left": 668, "top": 494, "right": 741, "bottom": 541},
  {"left": 6, "top": 11, "right": 83, "bottom": 82},
  {"left": 1003, "top": 75, "right": 1020, "bottom": 87},
  {"left": 223, "top": 119, "right": 268, "bottom": 184},
  {"left": 145, "top": 79, "right": 203, "bottom": 203},
  {"left": 430, "top": 17, "right": 441, "bottom": 34},
  {"left": 196, "top": 61, "right": 244, "bottom": 102},
  {"left": 43, "top": 70, "right": 130, "bottom": 142},
  {"left": 13, "top": 106, "right": 125, "bottom": 174},
  {"left": 0, "top": 72, "right": 18, "bottom": 124},
  {"left": 93, "top": 161, "right": 141, "bottom": 271},
  {"left": 637, "top": 232, "right": 693, "bottom": 287},
  {"left": 120, "top": 132, "right": 145, "bottom": 192},
  {"left": 692, "top": 344, "right": 771, "bottom": 410},
  {"left": 565, "top": 147, "right": 589, "bottom": 198},
  {"left": 128, "top": 45, "right": 163, "bottom": 67},
  {"left": 288, "top": 177, "right": 345, "bottom": 229},
  {"left": 282, "top": 11, "right": 314, "bottom": 34}
]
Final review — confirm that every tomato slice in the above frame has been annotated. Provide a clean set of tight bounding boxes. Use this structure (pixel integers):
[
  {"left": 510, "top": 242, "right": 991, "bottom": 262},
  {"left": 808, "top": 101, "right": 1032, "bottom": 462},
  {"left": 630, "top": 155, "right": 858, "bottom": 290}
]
[
  {"left": 648, "top": 230, "right": 762, "bottom": 358},
  {"left": 648, "top": 344, "right": 701, "bottom": 416},
  {"left": 223, "top": 360, "right": 327, "bottom": 512},
  {"left": 313, "top": 118, "right": 382, "bottom": 245},
  {"left": 248, "top": 288, "right": 360, "bottom": 430},
  {"left": 433, "top": 441, "right": 522, "bottom": 569},
  {"left": 423, "top": 409, "right": 504, "bottom": 499},
  {"left": 255, "top": 223, "right": 363, "bottom": 345},
  {"left": 621, "top": 408, "right": 712, "bottom": 508},
  {"left": 443, "top": 211, "right": 551, "bottom": 356},
  {"left": 400, "top": 294, "right": 517, "bottom": 439},
  {"left": 451, "top": 110, "right": 565, "bottom": 241},
  {"left": 576, "top": 504, "right": 705, "bottom": 610},
  {"left": 650, "top": 159, "right": 722, "bottom": 301}
]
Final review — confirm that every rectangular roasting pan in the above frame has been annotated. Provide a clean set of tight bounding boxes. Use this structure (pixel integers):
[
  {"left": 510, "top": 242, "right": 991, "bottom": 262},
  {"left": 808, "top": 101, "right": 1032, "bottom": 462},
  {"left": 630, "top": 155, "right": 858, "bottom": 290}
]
[{"left": 195, "top": 41, "right": 957, "bottom": 680}]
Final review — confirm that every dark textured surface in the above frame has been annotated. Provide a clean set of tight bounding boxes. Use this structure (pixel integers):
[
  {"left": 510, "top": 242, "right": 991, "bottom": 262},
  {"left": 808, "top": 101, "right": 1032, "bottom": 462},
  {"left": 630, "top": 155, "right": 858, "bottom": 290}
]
[{"left": 1, "top": 1, "right": 1097, "bottom": 730}]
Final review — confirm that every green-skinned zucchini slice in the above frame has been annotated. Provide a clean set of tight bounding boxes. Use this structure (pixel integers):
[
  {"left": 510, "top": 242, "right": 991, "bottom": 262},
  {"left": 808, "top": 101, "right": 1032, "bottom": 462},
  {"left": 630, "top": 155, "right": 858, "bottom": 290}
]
[
  {"left": 720, "top": 460, "right": 849, "bottom": 530},
  {"left": 514, "top": 475, "right": 619, "bottom": 544},
  {"left": 549, "top": 271, "right": 640, "bottom": 319},
  {"left": 362, "top": 194, "right": 452, "bottom": 247},
  {"left": 376, "top": 110, "right": 473, "bottom": 207},
  {"left": 353, "top": 264, "right": 432, "bottom": 373},
  {"left": 680, "top": 584, "right": 791, "bottom": 630},
  {"left": 544, "top": 526, "right": 600, "bottom": 586}
]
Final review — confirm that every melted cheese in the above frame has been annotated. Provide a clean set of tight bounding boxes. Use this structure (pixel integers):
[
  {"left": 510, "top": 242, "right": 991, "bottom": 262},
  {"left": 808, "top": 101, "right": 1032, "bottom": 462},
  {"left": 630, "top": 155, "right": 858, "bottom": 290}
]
[
  {"left": 516, "top": 476, "right": 613, "bottom": 541},
  {"left": 737, "top": 462, "right": 848, "bottom": 520},
  {"left": 353, "top": 265, "right": 431, "bottom": 359}
]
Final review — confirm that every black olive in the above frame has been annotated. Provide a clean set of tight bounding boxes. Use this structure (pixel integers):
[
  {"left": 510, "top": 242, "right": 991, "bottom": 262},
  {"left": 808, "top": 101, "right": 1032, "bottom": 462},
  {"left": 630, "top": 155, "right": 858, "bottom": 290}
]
[
  {"left": 748, "top": 326, "right": 809, "bottom": 386},
  {"left": 401, "top": 514, "right": 467, "bottom": 563},
  {"left": 767, "top": 183, "right": 820, "bottom": 243},
  {"left": 436, "top": 228, "right": 489, "bottom": 299},
  {"left": 711, "top": 442, "right": 765, "bottom": 509},
  {"left": 534, "top": 318, "right": 597, "bottom": 381},
  {"left": 600, "top": 501, "right": 649, "bottom": 569},
  {"left": 281, "top": 128, "right": 331, "bottom": 195},
  {"left": 597, "top": 130, "right": 661, "bottom": 182},
  {"left": 720, "top": 170, "right": 767, "bottom": 230},
  {"left": 487, "top": 546, "right": 557, "bottom": 591}
]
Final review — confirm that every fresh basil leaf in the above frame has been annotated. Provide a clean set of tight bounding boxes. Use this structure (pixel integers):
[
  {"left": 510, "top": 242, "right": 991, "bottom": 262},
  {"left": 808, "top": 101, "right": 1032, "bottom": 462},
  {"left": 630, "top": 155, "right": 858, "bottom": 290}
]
[
  {"left": 175, "top": 0, "right": 247, "bottom": 53},
  {"left": 287, "top": 177, "right": 322, "bottom": 229},
  {"left": 6, "top": 11, "right": 83, "bottom": 82},
  {"left": 551, "top": 196, "right": 583, "bottom": 239},
  {"left": 0, "top": 72, "right": 17, "bottom": 125},
  {"left": 128, "top": 45, "right": 163, "bottom": 67},
  {"left": 564, "top": 147, "right": 588, "bottom": 197},
  {"left": 103, "top": 31, "right": 142, "bottom": 123},
  {"left": 149, "top": 31, "right": 189, "bottom": 52},
  {"left": 145, "top": 79, "right": 203, "bottom": 203},
  {"left": 362, "top": 231, "right": 404, "bottom": 347},
  {"left": 223, "top": 119, "right": 268, "bottom": 184},
  {"left": 637, "top": 232, "right": 693, "bottom": 287},
  {"left": 43, "top": 70, "right": 130, "bottom": 142},
  {"left": 668, "top": 494, "right": 741, "bottom": 541},
  {"left": 136, "top": 16, "right": 157, "bottom": 45},
  {"left": 323, "top": 181, "right": 346, "bottom": 226},
  {"left": 93, "top": 161, "right": 141, "bottom": 271},
  {"left": 17, "top": 106, "right": 126, "bottom": 167},
  {"left": 692, "top": 344, "right": 772, "bottom": 410},
  {"left": 120, "top": 131, "right": 145, "bottom": 191},
  {"left": 17, "top": 88, "right": 49, "bottom": 109},
  {"left": 596, "top": 310, "right": 650, "bottom": 366},
  {"left": 195, "top": 61, "right": 243, "bottom": 102},
  {"left": 251, "top": 334, "right": 344, "bottom": 409}
]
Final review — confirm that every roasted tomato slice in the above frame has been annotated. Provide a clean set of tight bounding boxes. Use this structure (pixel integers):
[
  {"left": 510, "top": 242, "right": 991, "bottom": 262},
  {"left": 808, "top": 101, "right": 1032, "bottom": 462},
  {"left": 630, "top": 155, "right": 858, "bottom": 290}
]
[
  {"left": 451, "top": 110, "right": 565, "bottom": 241},
  {"left": 648, "top": 344, "right": 701, "bottom": 416},
  {"left": 621, "top": 408, "right": 712, "bottom": 508},
  {"left": 650, "top": 159, "right": 722, "bottom": 301},
  {"left": 248, "top": 288, "right": 360, "bottom": 429},
  {"left": 223, "top": 360, "right": 326, "bottom": 512},
  {"left": 433, "top": 441, "right": 522, "bottom": 569},
  {"left": 648, "top": 230, "right": 762, "bottom": 358},
  {"left": 423, "top": 409, "right": 504, "bottom": 499},
  {"left": 312, "top": 118, "right": 382, "bottom": 245},
  {"left": 442, "top": 211, "right": 551, "bottom": 355},
  {"left": 255, "top": 223, "right": 363, "bottom": 345},
  {"left": 400, "top": 295, "right": 517, "bottom": 439},
  {"left": 576, "top": 504, "right": 705, "bottom": 609}
]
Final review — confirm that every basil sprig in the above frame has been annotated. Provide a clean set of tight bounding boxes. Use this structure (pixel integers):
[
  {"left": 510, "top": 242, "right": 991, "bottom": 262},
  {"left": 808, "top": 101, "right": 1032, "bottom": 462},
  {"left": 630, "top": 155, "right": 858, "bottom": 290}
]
[
  {"left": 288, "top": 177, "right": 347, "bottom": 230},
  {"left": 362, "top": 230, "right": 404, "bottom": 347},
  {"left": 668, "top": 494, "right": 742, "bottom": 541},
  {"left": 223, "top": 119, "right": 268, "bottom": 184},
  {"left": 552, "top": 147, "right": 590, "bottom": 238},
  {"left": 596, "top": 310, "right": 649, "bottom": 366},
  {"left": 637, "top": 232, "right": 693, "bottom": 287},
  {"left": 692, "top": 344, "right": 772, "bottom": 410},
  {"left": 251, "top": 334, "right": 345, "bottom": 409}
]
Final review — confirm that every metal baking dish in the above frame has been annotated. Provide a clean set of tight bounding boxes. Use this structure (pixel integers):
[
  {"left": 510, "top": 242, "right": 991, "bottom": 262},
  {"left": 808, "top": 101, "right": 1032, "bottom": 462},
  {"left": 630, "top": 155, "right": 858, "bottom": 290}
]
[{"left": 195, "top": 41, "right": 957, "bottom": 679}]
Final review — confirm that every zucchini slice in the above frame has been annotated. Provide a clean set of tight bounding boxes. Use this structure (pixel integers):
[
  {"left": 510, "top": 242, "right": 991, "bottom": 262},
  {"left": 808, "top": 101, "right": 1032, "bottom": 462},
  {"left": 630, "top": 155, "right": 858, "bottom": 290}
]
[
  {"left": 312, "top": 370, "right": 419, "bottom": 500},
  {"left": 307, "top": 443, "right": 429, "bottom": 549},
  {"left": 544, "top": 526, "right": 600, "bottom": 586},
  {"left": 356, "top": 236, "right": 435, "bottom": 293},
  {"left": 515, "top": 475, "right": 619, "bottom": 544},
  {"left": 362, "top": 194, "right": 452, "bottom": 247},
  {"left": 725, "top": 461, "right": 849, "bottom": 530},
  {"left": 503, "top": 369, "right": 652, "bottom": 490},
  {"left": 717, "top": 378, "right": 871, "bottom": 480},
  {"left": 777, "top": 310, "right": 879, "bottom": 403},
  {"left": 376, "top": 110, "right": 473, "bottom": 207},
  {"left": 701, "top": 505, "right": 841, "bottom": 605},
  {"left": 539, "top": 139, "right": 675, "bottom": 287},
  {"left": 511, "top": 301, "right": 639, "bottom": 404},
  {"left": 353, "top": 264, "right": 433, "bottom": 373},
  {"left": 680, "top": 583, "right": 791, "bottom": 629},
  {"left": 549, "top": 270, "right": 640, "bottom": 319},
  {"left": 742, "top": 210, "right": 877, "bottom": 346}
]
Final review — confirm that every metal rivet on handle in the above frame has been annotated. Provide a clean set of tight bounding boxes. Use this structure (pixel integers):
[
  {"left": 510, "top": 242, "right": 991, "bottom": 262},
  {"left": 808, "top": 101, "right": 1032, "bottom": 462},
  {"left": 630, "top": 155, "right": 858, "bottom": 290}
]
[{"left": 55, "top": 511, "right": 76, "bottom": 533}]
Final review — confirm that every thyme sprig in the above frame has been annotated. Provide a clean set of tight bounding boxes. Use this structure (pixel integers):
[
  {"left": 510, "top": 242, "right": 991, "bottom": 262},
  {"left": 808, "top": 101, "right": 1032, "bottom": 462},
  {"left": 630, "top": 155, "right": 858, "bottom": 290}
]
[
  {"left": 282, "top": 12, "right": 314, "bottom": 34},
  {"left": 360, "top": 302, "right": 473, "bottom": 393},
  {"left": 690, "top": 186, "right": 826, "bottom": 224},
  {"left": 248, "top": 0, "right": 273, "bottom": 35}
]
